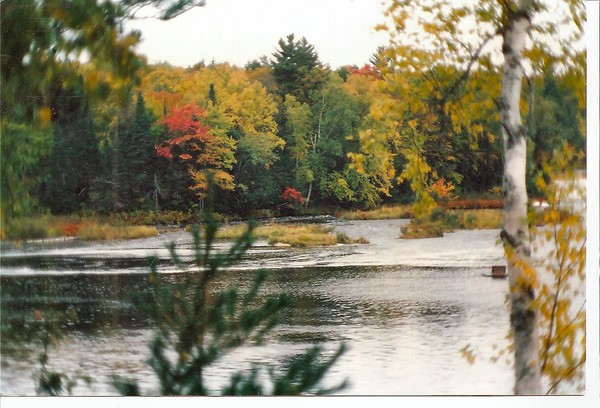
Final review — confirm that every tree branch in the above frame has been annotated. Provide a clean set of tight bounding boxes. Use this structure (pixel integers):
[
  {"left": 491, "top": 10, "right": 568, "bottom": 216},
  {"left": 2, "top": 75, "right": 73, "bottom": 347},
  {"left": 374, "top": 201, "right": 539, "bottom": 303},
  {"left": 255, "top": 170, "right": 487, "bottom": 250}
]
[
  {"left": 439, "top": 31, "right": 499, "bottom": 105},
  {"left": 545, "top": 353, "right": 586, "bottom": 395}
]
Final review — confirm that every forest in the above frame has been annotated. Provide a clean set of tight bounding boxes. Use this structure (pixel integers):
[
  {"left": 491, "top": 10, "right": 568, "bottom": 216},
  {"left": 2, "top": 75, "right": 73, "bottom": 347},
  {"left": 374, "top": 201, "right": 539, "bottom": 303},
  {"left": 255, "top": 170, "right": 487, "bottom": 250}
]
[
  {"left": 0, "top": 1, "right": 586, "bottom": 229},
  {"left": 0, "top": 0, "right": 591, "bottom": 399}
]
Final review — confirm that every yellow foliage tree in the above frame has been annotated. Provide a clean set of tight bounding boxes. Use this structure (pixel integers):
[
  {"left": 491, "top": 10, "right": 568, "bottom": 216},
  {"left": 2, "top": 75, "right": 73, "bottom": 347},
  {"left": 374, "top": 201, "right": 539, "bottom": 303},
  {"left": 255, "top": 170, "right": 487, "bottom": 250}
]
[
  {"left": 344, "top": 70, "right": 399, "bottom": 200},
  {"left": 378, "top": 0, "right": 585, "bottom": 395},
  {"left": 530, "top": 145, "right": 586, "bottom": 394},
  {"left": 138, "top": 63, "right": 284, "bottom": 184}
]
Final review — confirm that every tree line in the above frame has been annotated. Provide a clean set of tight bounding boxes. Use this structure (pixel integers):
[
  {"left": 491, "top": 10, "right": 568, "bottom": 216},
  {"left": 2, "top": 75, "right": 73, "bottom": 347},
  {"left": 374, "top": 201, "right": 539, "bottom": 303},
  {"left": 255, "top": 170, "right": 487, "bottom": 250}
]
[
  {"left": 1, "top": 31, "right": 584, "bottom": 219},
  {"left": 1, "top": 0, "right": 588, "bottom": 397}
]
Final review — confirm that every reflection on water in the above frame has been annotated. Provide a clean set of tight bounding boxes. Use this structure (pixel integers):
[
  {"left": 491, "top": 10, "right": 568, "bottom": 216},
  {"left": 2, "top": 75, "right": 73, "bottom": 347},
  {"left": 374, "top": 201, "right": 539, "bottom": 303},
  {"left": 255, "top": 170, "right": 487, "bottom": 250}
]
[
  {"left": 1, "top": 265, "right": 513, "bottom": 395},
  {"left": 1, "top": 220, "right": 517, "bottom": 395}
]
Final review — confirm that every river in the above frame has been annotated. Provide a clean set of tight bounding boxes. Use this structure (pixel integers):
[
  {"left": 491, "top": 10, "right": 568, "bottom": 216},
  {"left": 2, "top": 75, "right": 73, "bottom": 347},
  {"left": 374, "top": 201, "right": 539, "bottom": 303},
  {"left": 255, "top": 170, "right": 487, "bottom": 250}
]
[{"left": 1, "top": 219, "right": 518, "bottom": 395}]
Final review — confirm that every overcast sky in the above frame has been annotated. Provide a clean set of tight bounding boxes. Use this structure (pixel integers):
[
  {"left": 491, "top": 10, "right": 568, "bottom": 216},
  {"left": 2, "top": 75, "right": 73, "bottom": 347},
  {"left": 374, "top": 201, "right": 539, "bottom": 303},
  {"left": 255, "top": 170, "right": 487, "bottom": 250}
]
[{"left": 126, "top": 0, "right": 389, "bottom": 68}]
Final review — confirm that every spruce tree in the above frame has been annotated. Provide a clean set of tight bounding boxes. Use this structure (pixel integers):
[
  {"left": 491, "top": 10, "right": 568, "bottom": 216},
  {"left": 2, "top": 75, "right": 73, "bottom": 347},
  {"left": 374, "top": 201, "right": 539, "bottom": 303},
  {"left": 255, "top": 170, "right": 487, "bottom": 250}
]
[
  {"left": 44, "top": 77, "right": 101, "bottom": 214},
  {"left": 118, "top": 92, "right": 155, "bottom": 210},
  {"left": 207, "top": 83, "right": 217, "bottom": 105},
  {"left": 131, "top": 93, "right": 155, "bottom": 206},
  {"left": 271, "top": 34, "right": 326, "bottom": 104}
]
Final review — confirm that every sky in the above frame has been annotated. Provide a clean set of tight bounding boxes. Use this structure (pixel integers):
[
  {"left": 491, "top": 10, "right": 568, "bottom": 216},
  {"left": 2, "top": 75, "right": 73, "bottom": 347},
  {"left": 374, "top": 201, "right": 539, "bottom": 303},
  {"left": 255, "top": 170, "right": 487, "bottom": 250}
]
[{"left": 125, "top": 0, "right": 389, "bottom": 69}]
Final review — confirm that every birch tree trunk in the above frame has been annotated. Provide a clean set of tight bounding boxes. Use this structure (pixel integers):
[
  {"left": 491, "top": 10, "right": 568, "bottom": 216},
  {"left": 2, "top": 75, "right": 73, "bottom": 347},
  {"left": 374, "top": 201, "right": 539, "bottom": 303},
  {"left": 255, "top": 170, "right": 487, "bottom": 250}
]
[
  {"left": 305, "top": 90, "right": 326, "bottom": 208},
  {"left": 499, "top": 4, "right": 542, "bottom": 395}
]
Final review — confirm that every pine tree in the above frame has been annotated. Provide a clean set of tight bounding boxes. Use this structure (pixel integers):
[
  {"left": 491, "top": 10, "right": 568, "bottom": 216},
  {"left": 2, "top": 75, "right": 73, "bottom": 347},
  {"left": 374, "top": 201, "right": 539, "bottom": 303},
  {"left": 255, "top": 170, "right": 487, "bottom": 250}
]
[
  {"left": 118, "top": 92, "right": 155, "bottom": 210},
  {"left": 131, "top": 93, "right": 155, "bottom": 206},
  {"left": 207, "top": 83, "right": 217, "bottom": 105},
  {"left": 44, "top": 77, "right": 101, "bottom": 214},
  {"left": 271, "top": 34, "right": 326, "bottom": 103}
]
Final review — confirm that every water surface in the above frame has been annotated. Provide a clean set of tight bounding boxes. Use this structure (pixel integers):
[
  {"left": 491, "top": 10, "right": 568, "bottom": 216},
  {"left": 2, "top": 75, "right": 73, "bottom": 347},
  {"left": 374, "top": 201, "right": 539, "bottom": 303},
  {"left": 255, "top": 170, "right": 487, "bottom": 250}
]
[{"left": 1, "top": 219, "right": 515, "bottom": 395}]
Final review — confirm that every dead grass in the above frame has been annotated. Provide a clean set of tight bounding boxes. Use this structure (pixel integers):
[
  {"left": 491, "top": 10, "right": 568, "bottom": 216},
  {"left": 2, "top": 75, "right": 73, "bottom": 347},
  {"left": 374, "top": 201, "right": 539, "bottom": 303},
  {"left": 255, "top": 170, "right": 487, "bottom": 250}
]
[
  {"left": 454, "top": 209, "right": 503, "bottom": 229},
  {"left": 2, "top": 215, "right": 158, "bottom": 241},
  {"left": 338, "top": 198, "right": 504, "bottom": 222},
  {"left": 445, "top": 199, "right": 504, "bottom": 210},
  {"left": 337, "top": 205, "right": 414, "bottom": 220},
  {"left": 76, "top": 223, "right": 158, "bottom": 241},
  {"left": 400, "top": 209, "right": 503, "bottom": 239},
  {"left": 217, "top": 223, "right": 368, "bottom": 247}
]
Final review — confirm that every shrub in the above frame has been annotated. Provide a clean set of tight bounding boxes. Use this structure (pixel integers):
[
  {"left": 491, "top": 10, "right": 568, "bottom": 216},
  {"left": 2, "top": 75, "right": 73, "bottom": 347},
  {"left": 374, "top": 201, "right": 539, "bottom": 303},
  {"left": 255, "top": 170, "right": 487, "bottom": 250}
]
[
  {"left": 281, "top": 187, "right": 304, "bottom": 206},
  {"left": 445, "top": 198, "right": 503, "bottom": 210},
  {"left": 400, "top": 221, "right": 444, "bottom": 239},
  {"left": 336, "top": 232, "right": 352, "bottom": 244},
  {"left": 59, "top": 223, "right": 84, "bottom": 237},
  {"left": 429, "top": 177, "right": 457, "bottom": 203},
  {"left": 4, "top": 218, "right": 48, "bottom": 240}
]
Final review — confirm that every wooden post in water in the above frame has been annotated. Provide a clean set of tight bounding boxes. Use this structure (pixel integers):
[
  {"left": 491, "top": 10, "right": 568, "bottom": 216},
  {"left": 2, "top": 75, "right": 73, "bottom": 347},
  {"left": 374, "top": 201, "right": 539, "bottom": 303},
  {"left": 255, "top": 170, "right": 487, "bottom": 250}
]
[{"left": 491, "top": 265, "right": 507, "bottom": 279}]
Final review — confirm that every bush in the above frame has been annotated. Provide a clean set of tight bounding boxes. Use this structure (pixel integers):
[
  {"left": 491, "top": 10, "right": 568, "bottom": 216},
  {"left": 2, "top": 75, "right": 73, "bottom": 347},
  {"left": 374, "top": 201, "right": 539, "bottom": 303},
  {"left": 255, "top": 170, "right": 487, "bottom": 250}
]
[
  {"left": 110, "top": 210, "right": 201, "bottom": 226},
  {"left": 445, "top": 198, "right": 503, "bottom": 210},
  {"left": 429, "top": 177, "right": 458, "bottom": 203},
  {"left": 281, "top": 187, "right": 304, "bottom": 206},
  {"left": 336, "top": 232, "right": 352, "bottom": 244},
  {"left": 4, "top": 218, "right": 48, "bottom": 240},
  {"left": 1, "top": 215, "right": 161, "bottom": 242},
  {"left": 400, "top": 218, "right": 446, "bottom": 239}
]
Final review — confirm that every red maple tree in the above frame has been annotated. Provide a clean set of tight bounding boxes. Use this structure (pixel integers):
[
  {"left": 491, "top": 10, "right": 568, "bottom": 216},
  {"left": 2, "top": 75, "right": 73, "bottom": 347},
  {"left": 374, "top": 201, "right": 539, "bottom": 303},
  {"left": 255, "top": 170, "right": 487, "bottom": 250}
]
[
  {"left": 281, "top": 187, "right": 304, "bottom": 206},
  {"left": 157, "top": 104, "right": 235, "bottom": 195}
]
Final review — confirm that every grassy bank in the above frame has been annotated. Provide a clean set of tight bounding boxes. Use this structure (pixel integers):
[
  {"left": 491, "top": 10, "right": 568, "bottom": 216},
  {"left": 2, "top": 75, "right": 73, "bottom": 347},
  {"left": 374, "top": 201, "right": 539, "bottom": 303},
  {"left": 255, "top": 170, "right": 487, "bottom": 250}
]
[
  {"left": 337, "top": 198, "right": 503, "bottom": 221},
  {"left": 337, "top": 205, "right": 414, "bottom": 220},
  {"left": 217, "top": 223, "right": 369, "bottom": 247},
  {"left": 2, "top": 215, "right": 158, "bottom": 241},
  {"left": 2, "top": 198, "right": 504, "bottom": 242},
  {"left": 400, "top": 208, "right": 503, "bottom": 239}
]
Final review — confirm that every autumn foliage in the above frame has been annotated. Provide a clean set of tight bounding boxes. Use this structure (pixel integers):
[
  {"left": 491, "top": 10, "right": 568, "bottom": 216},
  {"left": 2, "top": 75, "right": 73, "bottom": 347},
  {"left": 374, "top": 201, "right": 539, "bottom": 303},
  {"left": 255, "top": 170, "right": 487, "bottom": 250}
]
[
  {"left": 428, "top": 177, "right": 458, "bottom": 203},
  {"left": 347, "top": 64, "right": 381, "bottom": 79},
  {"left": 158, "top": 105, "right": 213, "bottom": 159},
  {"left": 58, "top": 222, "right": 84, "bottom": 237},
  {"left": 281, "top": 187, "right": 304, "bottom": 206},
  {"left": 157, "top": 104, "right": 236, "bottom": 195}
]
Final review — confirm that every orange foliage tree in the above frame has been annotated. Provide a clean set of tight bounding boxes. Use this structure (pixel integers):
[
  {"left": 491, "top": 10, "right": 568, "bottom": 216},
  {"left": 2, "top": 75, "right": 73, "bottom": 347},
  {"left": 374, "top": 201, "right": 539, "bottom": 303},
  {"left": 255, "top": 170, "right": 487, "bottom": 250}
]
[{"left": 158, "top": 104, "right": 236, "bottom": 199}]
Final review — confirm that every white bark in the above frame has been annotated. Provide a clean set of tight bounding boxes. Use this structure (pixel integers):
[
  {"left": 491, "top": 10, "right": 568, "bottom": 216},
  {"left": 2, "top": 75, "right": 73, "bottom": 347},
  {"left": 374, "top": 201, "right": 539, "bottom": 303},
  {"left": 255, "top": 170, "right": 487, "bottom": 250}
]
[
  {"left": 305, "top": 91, "right": 326, "bottom": 208},
  {"left": 500, "top": 10, "right": 542, "bottom": 395}
]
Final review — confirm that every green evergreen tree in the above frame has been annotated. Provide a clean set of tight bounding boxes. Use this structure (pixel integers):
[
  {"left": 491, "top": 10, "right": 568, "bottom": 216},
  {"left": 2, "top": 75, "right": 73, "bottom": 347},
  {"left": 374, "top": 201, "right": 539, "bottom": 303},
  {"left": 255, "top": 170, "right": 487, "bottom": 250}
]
[
  {"left": 118, "top": 93, "right": 155, "bottom": 210},
  {"left": 270, "top": 35, "right": 328, "bottom": 200},
  {"left": 147, "top": 120, "right": 195, "bottom": 212},
  {"left": 44, "top": 78, "right": 101, "bottom": 214},
  {"left": 207, "top": 83, "right": 217, "bottom": 105},
  {"left": 369, "top": 45, "right": 391, "bottom": 70},
  {"left": 131, "top": 93, "right": 156, "bottom": 206},
  {"left": 271, "top": 34, "right": 326, "bottom": 104}
]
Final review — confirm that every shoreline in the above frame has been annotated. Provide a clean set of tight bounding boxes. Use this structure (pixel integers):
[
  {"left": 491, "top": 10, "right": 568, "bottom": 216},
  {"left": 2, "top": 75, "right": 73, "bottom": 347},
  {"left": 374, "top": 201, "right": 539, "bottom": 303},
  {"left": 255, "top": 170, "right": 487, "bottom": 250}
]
[{"left": 1, "top": 203, "right": 507, "bottom": 244}]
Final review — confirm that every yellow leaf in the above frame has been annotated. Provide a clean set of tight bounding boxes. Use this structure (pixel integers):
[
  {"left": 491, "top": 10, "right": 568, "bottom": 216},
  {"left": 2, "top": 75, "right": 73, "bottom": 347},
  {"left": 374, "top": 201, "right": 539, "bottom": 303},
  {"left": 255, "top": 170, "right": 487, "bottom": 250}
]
[{"left": 39, "top": 107, "right": 52, "bottom": 128}]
